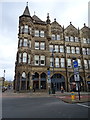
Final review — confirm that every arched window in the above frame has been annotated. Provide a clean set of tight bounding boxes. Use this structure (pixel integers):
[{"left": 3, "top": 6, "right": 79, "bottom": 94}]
[
  {"left": 22, "top": 72, "right": 26, "bottom": 81},
  {"left": 23, "top": 52, "right": 27, "bottom": 63},
  {"left": 24, "top": 25, "right": 28, "bottom": 33}
]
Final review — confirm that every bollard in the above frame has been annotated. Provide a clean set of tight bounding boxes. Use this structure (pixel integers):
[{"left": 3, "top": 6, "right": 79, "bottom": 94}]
[{"left": 71, "top": 92, "right": 75, "bottom": 101}]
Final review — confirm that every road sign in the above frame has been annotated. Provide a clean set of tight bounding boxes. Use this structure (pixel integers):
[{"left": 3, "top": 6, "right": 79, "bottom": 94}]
[
  {"left": 47, "top": 71, "right": 50, "bottom": 75},
  {"left": 73, "top": 60, "right": 78, "bottom": 68}
]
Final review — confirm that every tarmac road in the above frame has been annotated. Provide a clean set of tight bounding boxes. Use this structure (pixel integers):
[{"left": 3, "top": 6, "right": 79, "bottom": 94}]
[{"left": 2, "top": 95, "right": 89, "bottom": 118}]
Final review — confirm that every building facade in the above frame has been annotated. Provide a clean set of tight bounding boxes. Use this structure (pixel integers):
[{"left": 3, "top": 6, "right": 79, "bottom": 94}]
[{"left": 14, "top": 4, "right": 90, "bottom": 92}]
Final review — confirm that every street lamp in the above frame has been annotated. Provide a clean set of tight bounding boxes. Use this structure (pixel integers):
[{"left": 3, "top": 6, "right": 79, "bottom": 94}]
[
  {"left": 3, "top": 70, "right": 5, "bottom": 87},
  {"left": 72, "top": 57, "right": 80, "bottom": 100},
  {"left": 52, "top": 49, "right": 55, "bottom": 94}
]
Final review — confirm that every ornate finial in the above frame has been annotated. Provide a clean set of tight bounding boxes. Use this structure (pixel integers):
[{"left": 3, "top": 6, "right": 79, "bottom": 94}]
[
  {"left": 84, "top": 23, "right": 86, "bottom": 26},
  {"left": 34, "top": 11, "right": 35, "bottom": 15},
  {"left": 54, "top": 18, "right": 56, "bottom": 22},
  {"left": 26, "top": 2, "right": 28, "bottom": 6},
  {"left": 70, "top": 22, "right": 72, "bottom": 25},
  {"left": 46, "top": 13, "right": 50, "bottom": 24}
]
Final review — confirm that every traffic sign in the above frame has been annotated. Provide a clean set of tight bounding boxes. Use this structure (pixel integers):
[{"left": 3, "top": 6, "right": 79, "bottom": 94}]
[
  {"left": 73, "top": 60, "right": 78, "bottom": 68},
  {"left": 47, "top": 71, "right": 50, "bottom": 75}
]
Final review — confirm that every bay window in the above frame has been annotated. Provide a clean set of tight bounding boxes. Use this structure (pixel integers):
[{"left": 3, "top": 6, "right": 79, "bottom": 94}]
[
  {"left": 24, "top": 25, "right": 28, "bottom": 33},
  {"left": 23, "top": 52, "right": 27, "bottom": 63}
]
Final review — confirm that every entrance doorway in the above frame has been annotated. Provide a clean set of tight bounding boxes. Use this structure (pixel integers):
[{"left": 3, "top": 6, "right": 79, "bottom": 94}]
[{"left": 51, "top": 73, "right": 65, "bottom": 91}]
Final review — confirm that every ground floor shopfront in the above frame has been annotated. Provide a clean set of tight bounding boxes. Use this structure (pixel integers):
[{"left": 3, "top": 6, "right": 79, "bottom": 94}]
[{"left": 14, "top": 71, "right": 89, "bottom": 92}]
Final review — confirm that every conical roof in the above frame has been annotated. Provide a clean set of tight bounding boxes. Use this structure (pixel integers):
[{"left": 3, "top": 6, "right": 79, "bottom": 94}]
[{"left": 23, "top": 5, "right": 30, "bottom": 16}]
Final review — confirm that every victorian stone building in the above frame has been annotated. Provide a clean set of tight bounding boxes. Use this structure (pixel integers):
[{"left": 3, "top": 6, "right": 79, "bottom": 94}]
[{"left": 14, "top": 4, "right": 90, "bottom": 92}]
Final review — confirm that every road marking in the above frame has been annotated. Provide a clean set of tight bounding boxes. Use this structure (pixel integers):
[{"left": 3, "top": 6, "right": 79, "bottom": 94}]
[{"left": 77, "top": 103, "right": 90, "bottom": 108}]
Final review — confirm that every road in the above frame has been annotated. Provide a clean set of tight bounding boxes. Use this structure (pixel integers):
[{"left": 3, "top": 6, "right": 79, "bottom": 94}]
[{"left": 2, "top": 95, "right": 89, "bottom": 118}]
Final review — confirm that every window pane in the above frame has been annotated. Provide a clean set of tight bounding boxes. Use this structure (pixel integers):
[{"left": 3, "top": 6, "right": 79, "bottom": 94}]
[
  {"left": 40, "top": 56, "right": 45, "bottom": 66},
  {"left": 67, "top": 47, "right": 70, "bottom": 53},
  {"left": 84, "top": 60, "right": 88, "bottom": 69},
  {"left": 52, "top": 34, "right": 55, "bottom": 40},
  {"left": 60, "top": 46, "right": 64, "bottom": 52},
  {"left": 35, "top": 42, "right": 39, "bottom": 49},
  {"left": 70, "top": 36, "right": 74, "bottom": 42},
  {"left": 50, "top": 57, "right": 53, "bottom": 67},
  {"left": 71, "top": 47, "right": 75, "bottom": 53},
  {"left": 83, "top": 38, "right": 87, "bottom": 43},
  {"left": 87, "top": 48, "right": 90, "bottom": 55},
  {"left": 57, "top": 35, "right": 60, "bottom": 40},
  {"left": 34, "top": 55, "right": 39, "bottom": 65},
  {"left": 65, "top": 36, "right": 69, "bottom": 41},
  {"left": 55, "top": 45, "right": 58, "bottom": 52},
  {"left": 19, "top": 39, "right": 22, "bottom": 47},
  {"left": 28, "top": 40, "right": 31, "bottom": 48},
  {"left": 29, "top": 27, "right": 32, "bottom": 34},
  {"left": 61, "top": 58, "right": 65, "bottom": 67},
  {"left": 40, "top": 42, "right": 45, "bottom": 50},
  {"left": 67, "top": 59, "right": 72, "bottom": 68},
  {"left": 77, "top": 59, "right": 81, "bottom": 68},
  {"left": 22, "top": 72, "right": 26, "bottom": 81},
  {"left": 20, "top": 26, "right": 23, "bottom": 33},
  {"left": 75, "top": 37, "right": 79, "bottom": 42},
  {"left": 23, "top": 39, "right": 28, "bottom": 47},
  {"left": 49, "top": 45, "right": 53, "bottom": 52},
  {"left": 24, "top": 25, "right": 28, "bottom": 33},
  {"left": 76, "top": 47, "right": 80, "bottom": 54},
  {"left": 23, "top": 53, "right": 27, "bottom": 63},
  {"left": 19, "top": 53, "right": 22, "bottom": 63},
  {"left": 28, "top": 54, "right": 30, "bottom": 64},
  {"left": 82, "top": 48, "right": 86, "bottom": 55},
  {"left": 40, "top": 31, "right": 44, "bottom": 37},
  {"left": 55, "top": 58, "right": 59, "bottom": 67},
  {"left": 35, "top": 30, "right": 39, "bottom": 37}
]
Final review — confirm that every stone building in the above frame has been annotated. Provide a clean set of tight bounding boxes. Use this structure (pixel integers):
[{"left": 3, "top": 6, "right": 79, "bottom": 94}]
[{"left": 14, "top": 4, "right": 90, "bottom": 92}]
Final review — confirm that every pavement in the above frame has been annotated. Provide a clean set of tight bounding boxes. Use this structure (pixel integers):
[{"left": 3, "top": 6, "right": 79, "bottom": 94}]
[{"left": 2, "top": 89, "right": 90, "bottom": 104}]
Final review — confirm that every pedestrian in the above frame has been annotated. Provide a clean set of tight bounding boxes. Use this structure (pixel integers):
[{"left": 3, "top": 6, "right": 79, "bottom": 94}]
[{"left": 61, "top": 86, "right": 64, "bottom": 93}]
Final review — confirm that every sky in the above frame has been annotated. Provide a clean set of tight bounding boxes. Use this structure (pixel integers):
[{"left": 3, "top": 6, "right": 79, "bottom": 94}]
[{"left": 0, "top": 0, "right": 90, "bottom": 81}]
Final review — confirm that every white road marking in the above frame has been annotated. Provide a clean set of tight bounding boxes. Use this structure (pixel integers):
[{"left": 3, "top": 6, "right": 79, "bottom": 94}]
[{"left": 77, "top": 103, "right": 90, "bottom": 108}]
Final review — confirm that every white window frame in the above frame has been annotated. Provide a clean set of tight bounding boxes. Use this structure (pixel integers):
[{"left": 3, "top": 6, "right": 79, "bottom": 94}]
[
  {"left": 60, "top": 46, "right": 64, "bottom": 52},
  {"left": 82, "top": 48, "right": 86, "bottom": 55},
  {"left": 23, "top": 52, "right": 27, "bottom": 63},
  {"left": 34, "top": 55, "right": 39, "bottom": 65},
  {"left": 50, "top": 57, "right": 53, "bottom": 67},
  {"left": 71, "top": 47, "right": 75, "bottom": 54},
  {"left": 61, "top": 58, "right": 65, "bottom": 68},
  {"left": 24, "top": 25, "right": 28, "bottom": 33},
  {"left": 55, "top": 58, "right": 59, "bottom": 67},
  {"left": 35, "top": 30, "right": 39, "bottom": 37},
  {"left": 77, "top": 59, "right": 81, "bottom": 68},
  {"left": 40, "top": 56, "right": 45, "bottom": 66},
  {"left": 75, "top": 37, "right": 79, "bottom": 42},
  {"left": 84, "top": 60, "right": 88, "bottom": 69},
  {"left": 49, "top": 45, "right": 53, "bottom": 52},
  {"left": 67, "top": 59, "right": 72, "bottom": 68},
  {"left": 55, "top": 45, "right": 58, "bottom": 52},
  {"left": 67, "top": 46, "right": 70, "bottom": 53},
  {"left": 40, "top": 42, "right": 45, "bottom": 50},
  {"left": 65, "top": 36, "right": 69, "bottom": 41},
  {"left": 23, "top": 39, "right": 28, "bottom": 47},
  {"left": 57, "top": 35, "right": 60, "bottom": 40},
  {"left": 40, "top": 31, "right": 44, "bottom": 37},
  {"left": 76, "top": 47, "right": 80, "bottom": 54},
  {"left": 28, "top": 54, "right": 30, "bottom": 64},
  {"left": 35, "top": 42, "right": 39, "bottom": 49},
  {"left": 83, "top": 38, "right": 87, "bottom": 43},
  {"left": 52, "top": 34, "right": 55, "bottom": 40},
  {"left": 70, "top": 36, "right": 74, "bottom": 42}
]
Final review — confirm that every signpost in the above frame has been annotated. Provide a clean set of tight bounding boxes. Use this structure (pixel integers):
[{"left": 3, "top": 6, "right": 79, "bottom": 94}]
[
  {"left": 73, "top": 59, "right": 80, "bottom": 100},
  {"left": 47, "top": 69, "right": 51, "bottom": 94}
]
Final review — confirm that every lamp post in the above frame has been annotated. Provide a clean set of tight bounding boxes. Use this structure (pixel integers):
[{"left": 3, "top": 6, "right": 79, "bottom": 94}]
[
  {"left": 52, "top": 49, "right": 55, "bottom": 94},
  {"left": 3, "top": 70, "right": 5, "bottom": 87},
  {"left": 72, "top": 57, "right": 80, "bottom": 100}
]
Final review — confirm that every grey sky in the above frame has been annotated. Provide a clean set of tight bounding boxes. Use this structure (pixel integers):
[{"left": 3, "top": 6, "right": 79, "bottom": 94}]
[{"left": 0, "top": 0, "right": 89, "bottom": 81}]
